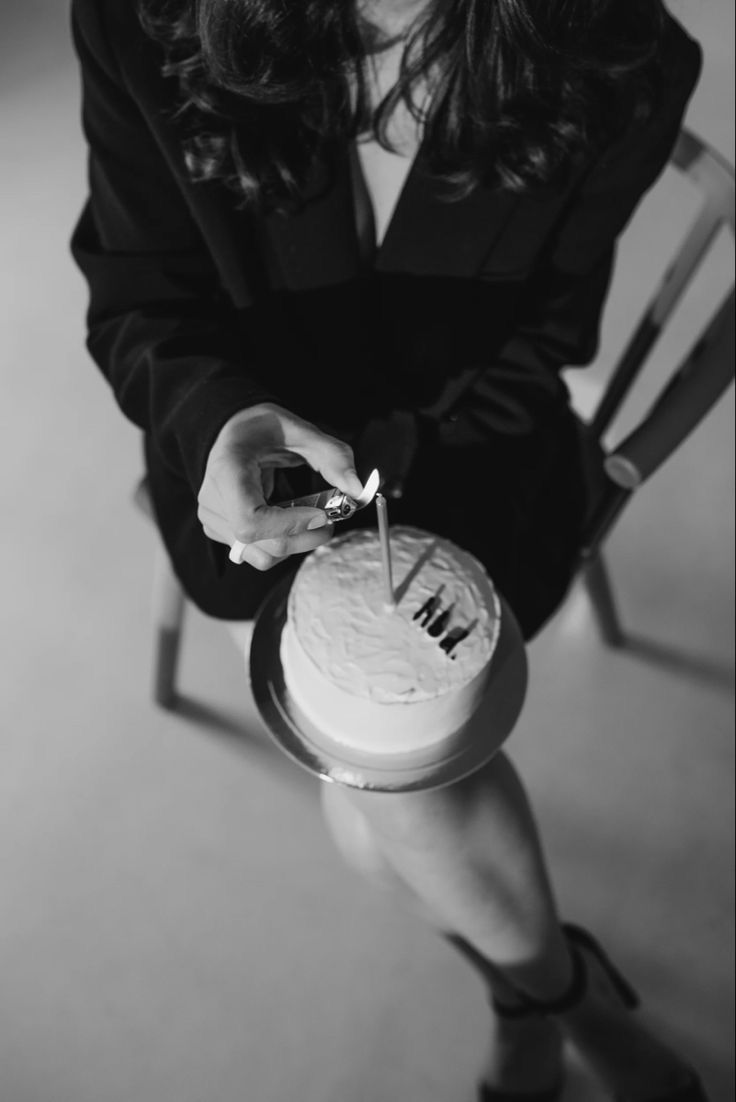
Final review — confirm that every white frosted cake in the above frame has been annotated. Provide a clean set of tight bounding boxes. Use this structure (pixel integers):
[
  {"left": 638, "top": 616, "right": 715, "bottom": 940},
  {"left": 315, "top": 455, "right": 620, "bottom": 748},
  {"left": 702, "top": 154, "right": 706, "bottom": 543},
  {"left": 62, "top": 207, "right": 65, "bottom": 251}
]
[{"left": 279, "top": 526, "right": 502, "bottom": 762}]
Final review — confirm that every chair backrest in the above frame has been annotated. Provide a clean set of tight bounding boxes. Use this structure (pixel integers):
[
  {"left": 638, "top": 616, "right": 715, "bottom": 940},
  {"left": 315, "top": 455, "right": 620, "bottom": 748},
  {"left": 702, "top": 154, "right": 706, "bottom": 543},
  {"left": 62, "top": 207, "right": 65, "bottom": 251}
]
[{"left": 581, "top": 128, "right": 735, "bottom": 556}]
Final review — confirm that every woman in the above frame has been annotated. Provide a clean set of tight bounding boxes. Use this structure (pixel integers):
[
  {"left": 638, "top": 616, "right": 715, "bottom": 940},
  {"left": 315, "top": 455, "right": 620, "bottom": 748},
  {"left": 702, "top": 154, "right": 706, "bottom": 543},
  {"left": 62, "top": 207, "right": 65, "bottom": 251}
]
[{"left": 71, "top": 0, "right": 707, "bottom": 1098}]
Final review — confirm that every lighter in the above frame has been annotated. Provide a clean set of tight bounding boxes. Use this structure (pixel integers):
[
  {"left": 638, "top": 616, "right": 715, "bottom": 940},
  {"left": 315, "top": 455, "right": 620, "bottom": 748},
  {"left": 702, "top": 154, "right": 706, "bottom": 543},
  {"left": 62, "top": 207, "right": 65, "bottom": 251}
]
[
  {"left": 278, "top": 468, "right": 381, "bottom": 522},
  {"left": 228, "top": 469, "right": 381, "bottom": 564}
]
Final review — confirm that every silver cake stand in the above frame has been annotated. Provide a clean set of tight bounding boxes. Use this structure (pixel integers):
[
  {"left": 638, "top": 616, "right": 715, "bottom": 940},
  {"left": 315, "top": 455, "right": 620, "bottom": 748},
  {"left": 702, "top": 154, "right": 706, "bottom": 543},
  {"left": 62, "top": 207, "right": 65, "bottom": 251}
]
[{"left": 250, "top": 577, "right": 528, "bottom": 793}]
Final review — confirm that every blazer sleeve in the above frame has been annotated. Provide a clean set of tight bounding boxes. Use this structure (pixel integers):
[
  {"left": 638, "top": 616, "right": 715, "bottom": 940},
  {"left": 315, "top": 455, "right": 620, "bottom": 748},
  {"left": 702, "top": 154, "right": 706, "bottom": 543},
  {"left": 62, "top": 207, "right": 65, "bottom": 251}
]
[
  {"left": 435, "top": 19, "right": 703, "bottom": 444},
  {"left": 69, "top": 0, "right": 276, "bottom": 493}
]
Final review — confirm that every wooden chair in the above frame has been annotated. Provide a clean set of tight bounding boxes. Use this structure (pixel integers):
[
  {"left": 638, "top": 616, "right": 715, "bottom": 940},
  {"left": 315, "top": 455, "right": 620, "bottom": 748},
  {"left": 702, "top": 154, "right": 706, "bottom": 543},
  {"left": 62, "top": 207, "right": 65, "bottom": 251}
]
[
  {"left": 577, "top": 129, "right": 735, "bottom": 644},
  {"left": 135, "top": 128, "right": 735, "bottom": 709}
]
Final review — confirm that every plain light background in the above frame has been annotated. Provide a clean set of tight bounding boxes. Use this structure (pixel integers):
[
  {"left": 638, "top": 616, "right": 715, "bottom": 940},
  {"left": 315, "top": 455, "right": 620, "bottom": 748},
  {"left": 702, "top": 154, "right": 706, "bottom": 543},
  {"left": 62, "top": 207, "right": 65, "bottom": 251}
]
[{"left": 0, "top": 3, "right": 733, "bottom": 1101}]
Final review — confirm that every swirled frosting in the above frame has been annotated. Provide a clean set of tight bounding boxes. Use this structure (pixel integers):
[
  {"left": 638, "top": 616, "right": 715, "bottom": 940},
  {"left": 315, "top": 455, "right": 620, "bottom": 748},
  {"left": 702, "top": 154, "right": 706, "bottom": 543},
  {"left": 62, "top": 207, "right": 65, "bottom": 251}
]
[{"left": 280, "top": 526, "right": 501, "bottom": 757}]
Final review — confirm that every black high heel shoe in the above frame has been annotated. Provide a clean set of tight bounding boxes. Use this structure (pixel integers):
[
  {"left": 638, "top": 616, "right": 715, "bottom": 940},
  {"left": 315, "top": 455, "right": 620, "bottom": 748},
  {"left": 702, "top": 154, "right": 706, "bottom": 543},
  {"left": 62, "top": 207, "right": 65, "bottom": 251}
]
[
  {"left": 480, "top": 924, "right": 709, "bottom": 1102},
  {"left": 466, "top": 925, "right": 710, "bottom": 1102},
  {"left": 476, "top": 983, "right": 565, "bottom": 1102},
  {"left": 562, "top": 925, "right": 709, "bottom": 1102},
  {"left": 446, "top": 934, "right": 565, "bottom": 1102}
]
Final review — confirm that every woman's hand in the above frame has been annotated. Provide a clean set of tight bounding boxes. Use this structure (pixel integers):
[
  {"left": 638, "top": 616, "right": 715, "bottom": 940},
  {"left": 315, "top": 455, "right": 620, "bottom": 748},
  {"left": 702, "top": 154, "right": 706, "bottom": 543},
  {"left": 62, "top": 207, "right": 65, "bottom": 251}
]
[{"left": 197, "top": 403, "right": 363, "bottom": 571}]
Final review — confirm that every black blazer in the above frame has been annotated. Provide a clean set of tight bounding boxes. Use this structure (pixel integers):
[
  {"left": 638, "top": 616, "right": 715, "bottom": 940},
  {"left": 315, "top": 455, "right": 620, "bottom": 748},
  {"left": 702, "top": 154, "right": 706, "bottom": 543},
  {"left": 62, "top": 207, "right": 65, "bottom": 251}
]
[{"left": 70, "top": 0, "right": 702, "bottom": 622}]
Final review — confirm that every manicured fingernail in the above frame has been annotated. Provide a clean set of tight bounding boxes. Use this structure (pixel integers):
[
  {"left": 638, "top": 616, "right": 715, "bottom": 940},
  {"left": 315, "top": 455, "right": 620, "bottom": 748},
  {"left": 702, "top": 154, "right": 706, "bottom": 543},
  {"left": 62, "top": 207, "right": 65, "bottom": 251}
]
[{"left": 307, "top": 515, "right": 328, "bottom": 530}]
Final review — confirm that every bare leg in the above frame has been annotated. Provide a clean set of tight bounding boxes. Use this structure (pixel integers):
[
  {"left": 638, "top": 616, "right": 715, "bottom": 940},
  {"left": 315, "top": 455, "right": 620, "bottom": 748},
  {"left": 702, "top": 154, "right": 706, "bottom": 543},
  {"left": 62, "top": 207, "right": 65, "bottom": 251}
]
[
  {"left": 321, "top": 777, "right": 564, "bottom": 1095},
  {"left": 222, "top": 615, "right": 698, "bottom": 1099},
  {"left": 323, "top": 752, "right": 698, "bottom": 1100},
  {"left": 342, "top": 753, "right": 573, "bottom": 996}
]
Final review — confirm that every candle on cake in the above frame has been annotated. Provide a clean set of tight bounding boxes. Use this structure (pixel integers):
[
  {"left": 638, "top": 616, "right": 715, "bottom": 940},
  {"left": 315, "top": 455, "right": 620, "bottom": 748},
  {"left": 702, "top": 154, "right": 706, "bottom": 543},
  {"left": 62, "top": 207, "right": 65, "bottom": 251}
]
[{"left": 375, "top": 492, "right": 396, "bottom": 610}]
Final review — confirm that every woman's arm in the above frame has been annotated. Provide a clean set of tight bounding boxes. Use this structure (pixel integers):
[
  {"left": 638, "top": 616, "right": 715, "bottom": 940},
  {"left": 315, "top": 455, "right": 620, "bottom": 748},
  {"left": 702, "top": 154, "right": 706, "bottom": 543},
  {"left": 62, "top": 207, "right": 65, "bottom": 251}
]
[
  {"left": 430, "top": 18, "right": 704, "bottom": 445},
  {"left": 70, "top": 0, "right": 276, "bottom": 494}
]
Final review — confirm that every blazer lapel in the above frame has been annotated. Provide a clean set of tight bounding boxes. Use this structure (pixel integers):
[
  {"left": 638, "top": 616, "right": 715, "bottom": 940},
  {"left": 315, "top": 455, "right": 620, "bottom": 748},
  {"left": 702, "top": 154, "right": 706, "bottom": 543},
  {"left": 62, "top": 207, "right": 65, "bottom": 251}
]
[
  {"left": 258, "top": 147, "right": 362, "bottom": 292},
  {"left": 258, "top": 140, "right": 530, "bottom": 289},
  {"left": 376, "top": 145, "right": 524, "bottom": 278}
]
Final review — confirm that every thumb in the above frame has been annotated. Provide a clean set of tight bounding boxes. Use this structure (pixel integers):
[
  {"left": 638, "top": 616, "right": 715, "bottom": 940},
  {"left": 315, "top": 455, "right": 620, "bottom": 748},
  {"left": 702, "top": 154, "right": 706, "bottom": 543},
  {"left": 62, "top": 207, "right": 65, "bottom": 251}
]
[
  {"left": 316, "top": 451, "right": 364, "bottom": 500},
  {"left": 288, "top": 426, "right": 364, "bottom": 500}
]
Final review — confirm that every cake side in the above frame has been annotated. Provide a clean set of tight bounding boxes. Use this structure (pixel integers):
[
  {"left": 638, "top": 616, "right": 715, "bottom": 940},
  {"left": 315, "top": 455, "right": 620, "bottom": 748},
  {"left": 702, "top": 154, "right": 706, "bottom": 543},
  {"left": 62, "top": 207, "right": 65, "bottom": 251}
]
[
  {"left": 280, "top": 527, "right": 501, "bottom": 756},
  {"left": 280, "top": 619, "right": 494, "bottom": 755}
]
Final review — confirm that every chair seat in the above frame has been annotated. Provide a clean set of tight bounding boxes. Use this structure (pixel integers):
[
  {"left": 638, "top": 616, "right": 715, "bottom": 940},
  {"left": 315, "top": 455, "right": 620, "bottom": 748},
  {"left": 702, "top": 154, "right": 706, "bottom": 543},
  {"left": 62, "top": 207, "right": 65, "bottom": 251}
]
[{"left": 133, "top": 475, "right": 154, "bottom": 521}]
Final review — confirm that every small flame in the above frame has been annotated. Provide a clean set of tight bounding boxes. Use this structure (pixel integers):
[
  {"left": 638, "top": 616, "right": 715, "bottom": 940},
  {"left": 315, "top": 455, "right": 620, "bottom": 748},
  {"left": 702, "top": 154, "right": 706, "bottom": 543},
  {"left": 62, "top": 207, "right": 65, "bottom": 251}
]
[{"left": 356, "top": 468, "right": 380, "bottom": 510}]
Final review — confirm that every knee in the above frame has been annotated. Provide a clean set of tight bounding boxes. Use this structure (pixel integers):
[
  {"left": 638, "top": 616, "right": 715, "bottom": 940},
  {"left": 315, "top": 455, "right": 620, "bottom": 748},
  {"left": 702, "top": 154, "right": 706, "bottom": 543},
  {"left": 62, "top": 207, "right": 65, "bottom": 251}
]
[
  {"left": 341, "top": 751, "right": 516, "bottom": 851},
  {"left": 320, "top": 782, "right": 398, "bottom": 885},
  {"left": 320, "top": 783, "right": 441, "bottom": 922}
]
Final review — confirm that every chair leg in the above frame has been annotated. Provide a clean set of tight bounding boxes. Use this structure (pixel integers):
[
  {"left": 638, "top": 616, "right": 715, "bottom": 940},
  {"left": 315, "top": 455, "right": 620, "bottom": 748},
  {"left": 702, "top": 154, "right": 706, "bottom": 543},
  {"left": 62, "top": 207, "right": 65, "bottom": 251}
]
[
  {"left": 152, "top": 543, "right": 186, "bottom": 708},
  {"left": 581, "top": 551, "right": 626, "bottom": 647}
]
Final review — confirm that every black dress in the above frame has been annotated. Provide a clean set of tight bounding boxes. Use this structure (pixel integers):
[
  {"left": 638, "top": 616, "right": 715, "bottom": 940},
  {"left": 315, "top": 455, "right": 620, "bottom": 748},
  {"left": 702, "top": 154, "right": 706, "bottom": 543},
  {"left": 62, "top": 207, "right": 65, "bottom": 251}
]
[{"left": 69, "top": 0, "right": 702, "bottom": 639}]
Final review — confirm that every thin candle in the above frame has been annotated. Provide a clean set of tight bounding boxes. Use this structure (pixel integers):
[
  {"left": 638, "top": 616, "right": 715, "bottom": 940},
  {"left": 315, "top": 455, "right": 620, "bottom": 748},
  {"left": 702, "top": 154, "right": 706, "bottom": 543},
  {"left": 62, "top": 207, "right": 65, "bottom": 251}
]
[{"left": 375, "top": 493, "right": 396, "bottom": 609}]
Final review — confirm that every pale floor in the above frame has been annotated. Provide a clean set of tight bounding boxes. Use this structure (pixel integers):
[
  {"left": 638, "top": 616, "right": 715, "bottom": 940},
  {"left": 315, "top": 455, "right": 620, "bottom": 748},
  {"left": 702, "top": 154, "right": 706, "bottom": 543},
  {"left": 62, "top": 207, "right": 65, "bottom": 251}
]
[{"left": 0, "top": 3, "right": 734, "bottom": 1102}]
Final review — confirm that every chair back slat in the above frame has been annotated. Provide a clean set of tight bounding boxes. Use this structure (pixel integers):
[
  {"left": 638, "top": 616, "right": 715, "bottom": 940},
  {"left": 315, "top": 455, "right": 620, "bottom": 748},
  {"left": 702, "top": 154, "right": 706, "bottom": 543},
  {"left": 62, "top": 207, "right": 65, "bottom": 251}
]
[
  {"left": 672, "top": 130, "right": 736, "bottom": 230},
  {"left": 648, "top": 205, "right": 726, "bottom": 327},
  {"left": 604, "top": 289, "right": 735, "bottom": 488},
  {"left": 591, "top": 130, "right": 734, "bottom": 437}
]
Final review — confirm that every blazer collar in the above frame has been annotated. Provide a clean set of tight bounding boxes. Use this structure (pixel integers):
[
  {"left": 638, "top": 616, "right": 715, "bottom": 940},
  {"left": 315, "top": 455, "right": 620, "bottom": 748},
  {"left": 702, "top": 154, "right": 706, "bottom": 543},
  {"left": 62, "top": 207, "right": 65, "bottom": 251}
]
[
  {"left": 376, "top": 145, "right": 522, "bottom": 277},
  {"left": 259, "top": 140, "right": 523, "bottom": 291},
  {"left": 259, "top": 146, "right": 361, "bottom": 292}
]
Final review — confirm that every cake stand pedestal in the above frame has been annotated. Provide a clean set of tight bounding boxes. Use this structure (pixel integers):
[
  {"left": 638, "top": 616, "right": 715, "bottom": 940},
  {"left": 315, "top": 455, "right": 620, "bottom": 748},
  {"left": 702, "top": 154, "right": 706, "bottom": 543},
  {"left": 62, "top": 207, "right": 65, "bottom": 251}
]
[{"left": 250, "top": 576, "right": 528, "bottom": 793}]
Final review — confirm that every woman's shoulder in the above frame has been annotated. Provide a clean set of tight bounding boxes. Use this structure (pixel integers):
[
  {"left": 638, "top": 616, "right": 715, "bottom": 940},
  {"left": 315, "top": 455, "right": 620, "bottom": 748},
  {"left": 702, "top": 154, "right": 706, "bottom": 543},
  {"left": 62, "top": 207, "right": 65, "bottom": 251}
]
[
  {"left": 72, "top": 0, "right": 181, "bottom": 116},
  {"left": 658, "top": 10, "right": 703, "bottom": 101},
  {"left": 72, "top": 0, "right": 133, "bottom": 44},
  {"left": 71, "top": 0, "right": 159, "bottom": 77},
  {"left": 590, "top": 10, "right": 702, "bottom": 172}
]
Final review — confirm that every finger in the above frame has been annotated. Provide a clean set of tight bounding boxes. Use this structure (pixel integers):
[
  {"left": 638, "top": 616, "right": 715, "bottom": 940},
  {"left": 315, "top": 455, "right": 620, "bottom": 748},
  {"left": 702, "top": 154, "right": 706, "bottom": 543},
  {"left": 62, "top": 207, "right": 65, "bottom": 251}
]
[
  {"left": 253, "top": 523, "right": 334, "bottom": 559},
  {"left": 202, "top": 485, "right": 331, "bottom": 545},
  {"left": 202, "top": 523, "right": 224, "bottom": 543},
  {"left": 212, "top": 404, "right": 363, "bottom": 501},
  {"left": 233, "top": 524, "right": 334, "bottom": 570},
  {"left": 198, "top": 504, "right": 231, "bottom": 544},
  {"left": 278, "top": 422, "right": 363, "bottom": 499},
  {"left": 207, "top": 509, "right": 333, "bottom": 565},
  {"left": 205, "top": 530, "right": 278, "bottom": 576},
  {"left": 222, "top": 535, "right": 281, "bottom": 571},
  {"left": 235, "top": 502, "right": 335, "bottom": 543},
  {"left": 236, "top": 543, "right": 281, "bottom": 571},
  {"left": 261, "top": 466, "right": 275, "bottom": 501},
  {"left": 209, "top": 457, "right": 331, "bottom": 543},
  {"left": 202, "top": 523, "right": 281, "bottom": 571}
]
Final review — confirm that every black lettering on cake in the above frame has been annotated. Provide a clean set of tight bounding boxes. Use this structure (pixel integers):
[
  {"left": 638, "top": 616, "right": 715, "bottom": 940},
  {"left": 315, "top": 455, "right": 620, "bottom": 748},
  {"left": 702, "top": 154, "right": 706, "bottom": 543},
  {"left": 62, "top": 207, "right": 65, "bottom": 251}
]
[
  {"left": 413, "top": 584, "right": 445, "bottom": 628},
  {"left": 440, "top": 618, "right": 480, "bottom": 657},
  {"left": 428, "top": 603, "right": 455, "bottom": 638}
]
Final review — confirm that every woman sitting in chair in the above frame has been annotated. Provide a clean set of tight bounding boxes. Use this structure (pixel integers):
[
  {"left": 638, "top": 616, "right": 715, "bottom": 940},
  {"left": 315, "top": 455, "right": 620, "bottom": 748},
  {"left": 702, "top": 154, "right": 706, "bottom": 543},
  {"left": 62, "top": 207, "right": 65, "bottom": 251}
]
[{"left": 71, "top": 0, "right": 707, "bottom": 1098}]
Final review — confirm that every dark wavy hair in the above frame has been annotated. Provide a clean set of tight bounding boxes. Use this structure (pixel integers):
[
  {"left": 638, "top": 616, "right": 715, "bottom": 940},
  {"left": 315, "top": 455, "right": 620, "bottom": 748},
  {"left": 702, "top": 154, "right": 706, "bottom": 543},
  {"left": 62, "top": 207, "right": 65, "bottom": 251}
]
[{"left": 138, "top": 0, "right": 667, "bottom": 212}]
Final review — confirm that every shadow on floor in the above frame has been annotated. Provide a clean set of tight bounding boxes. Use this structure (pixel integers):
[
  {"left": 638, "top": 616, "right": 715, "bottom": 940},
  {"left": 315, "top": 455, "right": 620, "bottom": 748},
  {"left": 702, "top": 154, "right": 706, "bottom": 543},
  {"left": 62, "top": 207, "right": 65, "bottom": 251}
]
[
  {"left": 170, "top": 692, "right": 318, "bottom": 794},
  {"left": 622, "top": 633, "right": 735, "bottom": 694}
]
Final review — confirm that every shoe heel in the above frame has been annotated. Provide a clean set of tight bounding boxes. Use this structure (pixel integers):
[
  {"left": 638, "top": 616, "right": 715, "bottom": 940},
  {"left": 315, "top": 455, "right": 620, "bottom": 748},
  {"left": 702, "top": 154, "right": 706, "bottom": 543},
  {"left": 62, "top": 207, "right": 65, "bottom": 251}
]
[{"left": 563, "top": 923, "right": 640, "bottom": 1011}]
